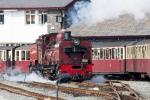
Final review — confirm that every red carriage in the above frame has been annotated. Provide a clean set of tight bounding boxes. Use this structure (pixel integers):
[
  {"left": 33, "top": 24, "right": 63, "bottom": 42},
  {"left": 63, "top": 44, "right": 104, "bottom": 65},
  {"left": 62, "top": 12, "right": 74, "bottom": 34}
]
[{"left": 92, "top": 40, "right": 150, "bottom": 78}]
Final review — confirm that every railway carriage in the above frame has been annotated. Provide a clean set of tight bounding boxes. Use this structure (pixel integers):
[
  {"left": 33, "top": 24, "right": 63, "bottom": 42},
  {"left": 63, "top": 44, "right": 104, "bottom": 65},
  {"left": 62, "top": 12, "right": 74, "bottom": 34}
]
[
  {"left": 92, "top": 40, "right": 150, "bottom": 78},
  {"left": 125, "top": 40, "right": 150, "bottom": 77},
  {"left": 14, "top": 44, "right": 37, "bottom": 72},
  {"left": 92, "top": 41, "right": 127, "bottom": 74},
  {"left": 0, "top": 46, "right": 15, "bottom": 72}
]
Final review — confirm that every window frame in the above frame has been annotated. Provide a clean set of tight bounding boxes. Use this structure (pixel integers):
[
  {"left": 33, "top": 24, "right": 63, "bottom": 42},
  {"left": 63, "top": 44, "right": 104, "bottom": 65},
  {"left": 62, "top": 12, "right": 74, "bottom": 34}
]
[
  {"left": 0, "top": 11, "right": 4, "bottom": 24},
  {"left": 25, "top": 10, "right": 36, "bottom": 24},
  {"left": 15, "top": 50, "right": 20, "bottom": 61},
  {"left": 38, "top": 10, "right": 47, "bottom": 24}
]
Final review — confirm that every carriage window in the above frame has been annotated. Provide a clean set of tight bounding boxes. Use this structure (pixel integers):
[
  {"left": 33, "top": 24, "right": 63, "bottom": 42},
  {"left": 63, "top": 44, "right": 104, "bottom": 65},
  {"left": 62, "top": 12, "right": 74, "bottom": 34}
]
[
  {"left": 117, "top": 48, "right": 120, "bottom": 59},
  {"left": 0, "top": 51, "right": 2, "bottom": 60},
  {"left": 109, "top": 49, "right": 112, "bottom": 59},
  {"left": 146, "top": 46, "right": 148, "bottom": 58},
  {"left": 142, "top": 46, "right": 145, "bottom": 59},
  {"left": 26, "top": 51, "right": 30, "bottom": 60},
  {"left": 121, "top": 48, "right": 123, "bottom": 59},
  {"left": 100, "top": 49, "right": 103, "bottom": 59},
  {"left": 112, "top": 48, "right": 115, "bottom": 59},
  {"left": 114, "top": 49, "right": 117, "bottom": 59},
  {"left": 93, "top": 49, "right": 98, "bottom": 59},
  {"left": 16, "top": 51, "right": 19, "bottom": 61},
  {"left": 21, "top": 51, "right": 25, "bottom": 60},
  {"left": 97, "top": 49, "right": 100, "bottom": 59},
  {"left": 4, "top": 51, "right": 6, "bottom": 61},
  {"left": 127, "top": 47, "right": 130, "bottom": 59},
  {"left": 106, "top": 49, "right": 109, "bottom": 59},
  {"left": 103, "top": 49, "right": 106, "bottom": 59}
]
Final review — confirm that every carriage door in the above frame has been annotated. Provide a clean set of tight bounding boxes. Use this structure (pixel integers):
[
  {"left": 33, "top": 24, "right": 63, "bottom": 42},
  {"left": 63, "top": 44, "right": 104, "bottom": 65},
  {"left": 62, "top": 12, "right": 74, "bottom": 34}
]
[{"left": 6, "top": 50, "right": 12, "bottom": 68}]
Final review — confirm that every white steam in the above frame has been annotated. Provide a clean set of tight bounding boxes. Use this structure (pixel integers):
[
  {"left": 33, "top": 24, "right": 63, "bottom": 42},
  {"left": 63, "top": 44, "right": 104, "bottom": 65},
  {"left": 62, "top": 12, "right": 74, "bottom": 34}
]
[
  {"left": 90, "top": 75, "right": 106, "bottom": 83},
  {"left": 69, "top": 0, "right": 150, "bottom": 25},
  {"left": 0, "top": 69, "right": 56, "bottom": 83}
]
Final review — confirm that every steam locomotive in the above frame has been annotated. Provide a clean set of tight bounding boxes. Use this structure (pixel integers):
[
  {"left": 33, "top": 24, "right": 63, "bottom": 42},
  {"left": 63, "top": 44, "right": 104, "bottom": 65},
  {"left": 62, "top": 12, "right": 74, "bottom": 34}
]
[
  {"left": 0, "top": 31, "right": 93, "bottom": 80},
  {"left": 30, "top": 31, "right": 93, "bottom": 80}
]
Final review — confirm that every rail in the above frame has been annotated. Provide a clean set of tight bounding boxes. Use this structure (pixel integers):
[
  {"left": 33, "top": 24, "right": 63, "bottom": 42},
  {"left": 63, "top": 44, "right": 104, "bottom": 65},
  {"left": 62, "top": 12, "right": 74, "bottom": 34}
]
[
  {"left": 17, "top": 80, "right": 142, "bottom": 100},
  {"left": 0, "top": 82, "right": 63, "bottom": 100}
]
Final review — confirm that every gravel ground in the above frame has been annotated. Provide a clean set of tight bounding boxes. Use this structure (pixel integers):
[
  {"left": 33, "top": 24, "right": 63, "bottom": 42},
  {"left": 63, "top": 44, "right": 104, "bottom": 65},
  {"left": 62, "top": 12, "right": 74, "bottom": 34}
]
[
  {"left": 0, "top": 90, "right": 35, "bottom": 100},
  {"left": 121, "top": 81, "right": 150, "bottom": 100}
]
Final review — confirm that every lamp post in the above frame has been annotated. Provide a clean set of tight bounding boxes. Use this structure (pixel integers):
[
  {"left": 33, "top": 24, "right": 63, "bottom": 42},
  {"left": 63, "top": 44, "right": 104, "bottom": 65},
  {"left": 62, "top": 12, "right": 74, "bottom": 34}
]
[{"left": 56, "top": 74, "right": 71, "bottom": 100}]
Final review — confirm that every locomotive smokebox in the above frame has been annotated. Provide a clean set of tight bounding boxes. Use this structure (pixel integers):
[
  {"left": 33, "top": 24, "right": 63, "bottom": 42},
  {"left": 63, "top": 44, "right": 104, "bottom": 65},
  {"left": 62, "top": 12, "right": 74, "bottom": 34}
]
[{"left": 64, "top": 31, "right": 71, "bottom": 40}]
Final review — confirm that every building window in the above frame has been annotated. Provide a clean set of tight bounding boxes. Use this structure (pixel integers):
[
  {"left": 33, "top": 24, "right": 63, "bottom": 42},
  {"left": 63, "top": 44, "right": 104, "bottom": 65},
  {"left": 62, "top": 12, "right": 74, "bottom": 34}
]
[
  {"left": 0, "top": 11, "right": 4, "bottom": 24},
  {"left": 26, "top": 10, "right": 35, "bottom": 24},
  {"left": 39, "top": 11, "right": 47, "bottom": 24},
  {"left": 56, "top": 15, "right": 63, "bottom": 23}
]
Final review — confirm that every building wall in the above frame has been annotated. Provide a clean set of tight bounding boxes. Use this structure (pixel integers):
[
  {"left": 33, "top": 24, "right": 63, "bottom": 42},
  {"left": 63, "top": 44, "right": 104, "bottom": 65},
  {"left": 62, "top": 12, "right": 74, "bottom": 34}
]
[
  {"left": 47, "top": 10, "right": 63, "bottom": 33},
  {"left": 0, "top": 10, "right": 63, "bottom": 43}
]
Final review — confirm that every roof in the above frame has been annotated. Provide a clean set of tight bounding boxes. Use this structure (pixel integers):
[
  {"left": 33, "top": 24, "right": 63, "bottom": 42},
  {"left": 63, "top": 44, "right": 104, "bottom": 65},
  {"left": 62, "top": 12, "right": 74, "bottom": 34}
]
[
  {"left": 126, "top": 39, "right": 150, "bottom": 46},
  {"left": 92, "top": 39, "right": 150, "bottom": 48},
  {"left": 0, "top": 0, "right": 75, "bottom": 9},
  {"left": 0, "top": 46, "right": 15, "bottom": 50},
  {"left": 92, "top": 41, "right": 129, "bottom": 48},
  {"left": 68, "top": 14, "right": 150, "bottom": 36},
  {"left": 15, "top": 44, "right": 35, "bottom": 50}
]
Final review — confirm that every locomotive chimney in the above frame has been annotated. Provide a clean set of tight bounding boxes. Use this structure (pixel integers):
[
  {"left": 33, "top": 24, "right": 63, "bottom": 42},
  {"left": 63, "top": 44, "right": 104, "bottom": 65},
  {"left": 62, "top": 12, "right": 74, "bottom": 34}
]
[{"left": 64, "top": 31, "right": 71, "bottom": 40}]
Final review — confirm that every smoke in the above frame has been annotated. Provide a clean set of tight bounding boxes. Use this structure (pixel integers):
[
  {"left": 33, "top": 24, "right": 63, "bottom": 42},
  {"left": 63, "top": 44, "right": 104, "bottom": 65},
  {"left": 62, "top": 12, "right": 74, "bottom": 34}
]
[
  {"left": 90, "top": 75, "right": 106, "bottom": 83},
  {"left": 68, "top": 0, "right": 150, "bottom": 26},
  {"left": 0, "top": 68, "right": 56, "bottom": 84},
  {"left": 0, "top": 95, "right": 7, "bottom": 100}
]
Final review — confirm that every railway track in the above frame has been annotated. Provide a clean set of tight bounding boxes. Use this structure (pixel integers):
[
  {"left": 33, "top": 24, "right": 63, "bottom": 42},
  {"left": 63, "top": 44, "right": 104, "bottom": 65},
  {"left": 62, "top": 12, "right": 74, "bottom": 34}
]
[
  {"left": 108, "top": 80, "right": 142, "bottom": 100},
  {"left": 20, "top": 80, "right": 142, "bottom": 100},
  {"left": 0, "top": 81, "right": 63, "bottom": 100},
  {"left": 76, "top": 80, "right": 142, "bottom": 100},
  {"left": 26, "top": 81, "right": 113, "bottom": 100}
]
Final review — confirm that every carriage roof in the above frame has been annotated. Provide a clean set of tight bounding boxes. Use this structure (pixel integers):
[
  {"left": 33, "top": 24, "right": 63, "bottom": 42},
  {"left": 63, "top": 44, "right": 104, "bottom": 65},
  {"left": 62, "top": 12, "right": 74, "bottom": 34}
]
[
  {"left": 0, "top": 46, "right": 15, "bottom": 50},
  {"left": 15, "top": 44, "right": 35, "bottom": 50},
  {"left": 92, "top": 39, "right": 150, "bottom": 48}
]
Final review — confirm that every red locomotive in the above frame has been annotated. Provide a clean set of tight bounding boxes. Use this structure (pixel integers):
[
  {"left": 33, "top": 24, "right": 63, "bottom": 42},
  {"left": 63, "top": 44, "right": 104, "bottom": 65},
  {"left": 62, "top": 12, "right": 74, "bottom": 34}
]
[
  {"left": 0, "top": 31, "right": 93, "bottom": 80},
  {"left": 30, "top": 31, "right": 93, "bottom": 80}
]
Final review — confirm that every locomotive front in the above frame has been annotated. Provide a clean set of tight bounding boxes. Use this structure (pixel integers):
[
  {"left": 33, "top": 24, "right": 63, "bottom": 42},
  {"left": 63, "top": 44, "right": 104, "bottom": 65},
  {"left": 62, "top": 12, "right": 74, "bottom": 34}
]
[{"left": 58, "top": 31, "right": 93, "bottom": 80}]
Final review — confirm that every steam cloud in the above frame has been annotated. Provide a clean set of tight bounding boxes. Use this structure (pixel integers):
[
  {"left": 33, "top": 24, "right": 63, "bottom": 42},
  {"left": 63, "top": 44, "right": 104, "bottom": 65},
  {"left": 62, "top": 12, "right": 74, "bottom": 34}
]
[
  {"left": 90, "top": 75, "right": 106, "bottom": 83},
  {"left": 68, "top": 0, "right": 150, "bottom": 26},
  {"left": 0, "top": 68, "right": 56, "bottom": 84}
]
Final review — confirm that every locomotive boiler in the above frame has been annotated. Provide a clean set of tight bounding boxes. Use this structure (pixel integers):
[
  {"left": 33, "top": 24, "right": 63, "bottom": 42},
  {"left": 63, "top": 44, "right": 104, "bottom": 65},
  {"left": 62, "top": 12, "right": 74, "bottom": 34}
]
[{"left": 30, "top": 31, "right": 93, "bottom": 80}]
